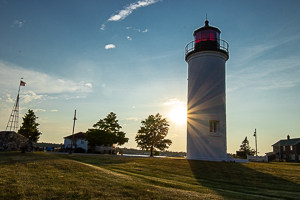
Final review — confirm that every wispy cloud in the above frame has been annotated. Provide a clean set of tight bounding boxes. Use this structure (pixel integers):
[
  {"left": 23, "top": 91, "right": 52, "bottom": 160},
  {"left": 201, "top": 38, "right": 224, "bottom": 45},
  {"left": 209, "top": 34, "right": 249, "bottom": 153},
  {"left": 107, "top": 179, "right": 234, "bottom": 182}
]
[
  {"left": 85, "top": 83, "right": 93, "bottom": 88},
  {"left": 11, "top": 20, "right": 24, "bottom": 28},
  {"left": 232, "top": 35, "right": 300, "bottom": 69},
  {"left": 51, "top": 110, "right": 58, "bottom": 112},
  {"left": 228, "top": 36, "right": 300, "bottom": 92},
  {"left": 33, "top": 108, "right": 46, "bottom": 112},
  {"left": 127, "top": 36, "right": 132, "bottom": 41},
  {"left": 65, "top": 95, "right": 87, "bottom": 100},
  {"left": 105, "top": 44, "right": 116, "bottom": 49},
  {"left": 163, "top": 98, "right": 185, "bottom": 106},
  {"left": 5, "top": 94, "right": 14, "bottom": 103},
  {"left": 100, "top": 24, "right": 106, "bottom": 30},
  {"left": 228, "top": 56, "right": 300, "bottom": 92},
  {"left": 0, "top": 60, "right": 93, "bottom": 95},
  {"left": 22, "top": 90, "right": 45, "bottom": 103},
  {"left": 108, "top": 0, "right": 160, "bottom": 22},
  {"left": 126, "top": 27, "right": 150, "bottom": 33},
  {"left": 125, "top": 117, "right": 141, "bottom": 121},
  {"left": 101, "top": 0, "right": 161, "bottom": 30}
]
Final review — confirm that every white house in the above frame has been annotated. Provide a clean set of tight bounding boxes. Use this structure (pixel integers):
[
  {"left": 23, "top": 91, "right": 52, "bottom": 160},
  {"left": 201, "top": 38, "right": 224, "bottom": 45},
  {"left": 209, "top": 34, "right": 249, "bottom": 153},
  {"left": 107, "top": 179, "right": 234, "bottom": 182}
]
[
  {"left": 63, "top": 132, "right": 115, "bottom": 154},
  {"left": 64, "top": 132, "right": 88, "bottom": 152}
]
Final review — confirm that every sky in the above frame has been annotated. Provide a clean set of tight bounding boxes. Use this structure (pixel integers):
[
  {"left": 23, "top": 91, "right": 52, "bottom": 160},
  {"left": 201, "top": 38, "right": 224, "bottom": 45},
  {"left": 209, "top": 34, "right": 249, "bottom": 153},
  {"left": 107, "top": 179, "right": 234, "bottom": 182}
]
[{"left": 1, "top": 0, "right": 300, "bottom": 155}]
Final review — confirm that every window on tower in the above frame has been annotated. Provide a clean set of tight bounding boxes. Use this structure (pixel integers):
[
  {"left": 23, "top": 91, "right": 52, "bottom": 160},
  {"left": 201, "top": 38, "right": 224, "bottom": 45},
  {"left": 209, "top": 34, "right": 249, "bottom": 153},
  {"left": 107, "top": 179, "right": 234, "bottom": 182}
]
[{"left": 209, "top": 120, "right": 219, "bottom": 133}]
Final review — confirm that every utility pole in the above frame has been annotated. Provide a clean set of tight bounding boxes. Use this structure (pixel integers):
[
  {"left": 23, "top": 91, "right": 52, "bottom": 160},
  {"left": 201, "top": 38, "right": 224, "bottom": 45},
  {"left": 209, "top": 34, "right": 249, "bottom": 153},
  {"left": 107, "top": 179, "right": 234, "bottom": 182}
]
[
  {"left": 69, "top": 109, "right": 77, "bottom": 154},
  {"left": 253, "top": 128, "right": 258, "bottom": 161}
]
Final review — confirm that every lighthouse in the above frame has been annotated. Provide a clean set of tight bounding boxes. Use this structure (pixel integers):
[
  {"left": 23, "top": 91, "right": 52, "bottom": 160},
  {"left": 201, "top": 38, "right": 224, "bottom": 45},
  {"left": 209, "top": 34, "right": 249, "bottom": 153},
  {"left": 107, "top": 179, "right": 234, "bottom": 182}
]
[{"left": 185, "top": 19, "right": 229, "bottom": 161}]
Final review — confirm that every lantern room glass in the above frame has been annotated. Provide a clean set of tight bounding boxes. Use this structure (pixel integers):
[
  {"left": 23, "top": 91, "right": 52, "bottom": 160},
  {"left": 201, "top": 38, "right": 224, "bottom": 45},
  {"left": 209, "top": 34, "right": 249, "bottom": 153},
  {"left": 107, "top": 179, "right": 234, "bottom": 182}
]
[{"left": 195, "top": 29, "right": 220, "bottom": 43}]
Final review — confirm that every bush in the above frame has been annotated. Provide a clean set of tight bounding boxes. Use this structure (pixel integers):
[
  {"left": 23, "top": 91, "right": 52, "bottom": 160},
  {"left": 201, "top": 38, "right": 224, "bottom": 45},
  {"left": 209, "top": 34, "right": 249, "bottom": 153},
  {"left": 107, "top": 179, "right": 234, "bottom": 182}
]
[{"left": 74, "top": 147, "right": 86, "bottom": 153}]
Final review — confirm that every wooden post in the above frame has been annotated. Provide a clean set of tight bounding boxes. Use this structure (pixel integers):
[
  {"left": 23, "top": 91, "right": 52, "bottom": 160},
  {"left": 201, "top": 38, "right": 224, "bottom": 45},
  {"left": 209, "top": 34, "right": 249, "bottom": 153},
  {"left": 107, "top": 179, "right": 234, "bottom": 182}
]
[{"left": 69, "top": 109, "right": 77, "bottom": 154}]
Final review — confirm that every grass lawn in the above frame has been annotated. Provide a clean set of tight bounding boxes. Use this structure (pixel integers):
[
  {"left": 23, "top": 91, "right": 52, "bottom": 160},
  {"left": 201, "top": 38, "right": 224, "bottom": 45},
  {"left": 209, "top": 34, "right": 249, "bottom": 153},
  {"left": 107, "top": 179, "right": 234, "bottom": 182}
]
[{"left": 0, "top": 152, "right": 299, "bottom": 199}]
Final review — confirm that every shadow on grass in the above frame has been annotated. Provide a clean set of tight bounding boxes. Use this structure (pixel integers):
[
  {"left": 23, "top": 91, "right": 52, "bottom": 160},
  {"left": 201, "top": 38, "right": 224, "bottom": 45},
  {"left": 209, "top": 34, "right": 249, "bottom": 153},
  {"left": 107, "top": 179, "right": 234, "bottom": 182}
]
[
  {"left": 0, "top": 151, "right": 63, "bottom": 164},
  {"left": 55, "top": 153, "right": 139, "bottom": 166},
  {"left": 188, "top": 160, "right": 300, "bottom": 199}
]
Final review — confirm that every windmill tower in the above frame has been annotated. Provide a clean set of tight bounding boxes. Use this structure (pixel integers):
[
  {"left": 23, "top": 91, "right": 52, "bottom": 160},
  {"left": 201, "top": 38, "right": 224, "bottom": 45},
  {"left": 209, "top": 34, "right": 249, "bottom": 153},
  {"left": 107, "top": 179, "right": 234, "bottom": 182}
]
[
  {"left": 6, "top": 79, "right": 26, "bottom": 132},
  {"left": 185, "top": 19, "right": 229, "bottom": 161}
]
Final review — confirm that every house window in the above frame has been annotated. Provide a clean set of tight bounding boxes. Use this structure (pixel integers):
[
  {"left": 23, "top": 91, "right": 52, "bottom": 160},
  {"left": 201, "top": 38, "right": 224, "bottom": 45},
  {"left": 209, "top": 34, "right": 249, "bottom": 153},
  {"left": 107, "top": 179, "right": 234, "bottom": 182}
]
[
  {"left": 209, "top": 120, "right": 219, "bottom": 133},
  {"left": 290, "top": 154, "right": 295, "bottom": 160},
  {"left": 290, "top": 146, "right": 293, "bottom": 151},
  {"left": 283, "top": 146, "right": 285, "bottom": 151}
]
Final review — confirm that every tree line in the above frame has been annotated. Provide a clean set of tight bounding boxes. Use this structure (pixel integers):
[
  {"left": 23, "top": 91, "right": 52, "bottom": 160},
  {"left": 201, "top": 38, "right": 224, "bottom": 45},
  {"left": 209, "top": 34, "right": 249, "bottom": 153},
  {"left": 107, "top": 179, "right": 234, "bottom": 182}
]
[
  {"left": 18, "top": 110, "right": 172, "bottom": 156},
  {"left": 19, "top": 109, "right": 256, "bottom": 158}
]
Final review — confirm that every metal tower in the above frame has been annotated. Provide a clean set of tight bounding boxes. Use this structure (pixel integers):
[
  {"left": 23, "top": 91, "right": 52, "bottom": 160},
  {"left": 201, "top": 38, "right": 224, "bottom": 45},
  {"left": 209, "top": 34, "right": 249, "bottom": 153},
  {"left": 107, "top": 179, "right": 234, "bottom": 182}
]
[{"left": 5, "top": 79, "right": 26, "bottom": 132}]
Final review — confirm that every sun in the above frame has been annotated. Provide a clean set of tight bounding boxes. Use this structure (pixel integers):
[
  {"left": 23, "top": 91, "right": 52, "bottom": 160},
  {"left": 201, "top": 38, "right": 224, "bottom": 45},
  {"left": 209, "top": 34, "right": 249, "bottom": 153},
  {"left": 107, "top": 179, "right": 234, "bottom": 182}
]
[{"left": 169, "top": 105, "right": 187, "bottom": 125}]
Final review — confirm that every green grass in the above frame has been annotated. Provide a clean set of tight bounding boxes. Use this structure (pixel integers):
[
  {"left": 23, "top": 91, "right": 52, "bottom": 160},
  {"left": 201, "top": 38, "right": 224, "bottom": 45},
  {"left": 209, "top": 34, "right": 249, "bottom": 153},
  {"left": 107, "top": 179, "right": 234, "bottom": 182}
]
[{"left": 0, "top": 152, "right": 299, "bottom": 199}]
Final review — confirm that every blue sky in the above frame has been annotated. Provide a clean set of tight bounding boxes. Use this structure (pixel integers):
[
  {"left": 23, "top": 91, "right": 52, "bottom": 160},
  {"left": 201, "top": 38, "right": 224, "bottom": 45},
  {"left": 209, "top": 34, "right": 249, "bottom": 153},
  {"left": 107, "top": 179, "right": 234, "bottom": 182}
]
[{"left": 1, "top": 0, "right": 300, "bottom": 154}]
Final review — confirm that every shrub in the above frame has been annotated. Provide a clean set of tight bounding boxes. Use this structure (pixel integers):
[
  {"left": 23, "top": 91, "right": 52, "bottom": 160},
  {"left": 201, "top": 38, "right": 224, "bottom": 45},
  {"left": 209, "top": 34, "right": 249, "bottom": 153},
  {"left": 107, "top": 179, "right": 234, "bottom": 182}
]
[{"left": 74, "top": 147, "right": 86, "bottom": 153}]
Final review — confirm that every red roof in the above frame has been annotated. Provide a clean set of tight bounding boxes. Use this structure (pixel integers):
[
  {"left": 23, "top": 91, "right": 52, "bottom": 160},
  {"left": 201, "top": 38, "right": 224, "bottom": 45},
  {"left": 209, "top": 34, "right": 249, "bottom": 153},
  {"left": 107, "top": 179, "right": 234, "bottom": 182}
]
[{"left": 64, "top": 132, "right": 86, "bottom": 139}]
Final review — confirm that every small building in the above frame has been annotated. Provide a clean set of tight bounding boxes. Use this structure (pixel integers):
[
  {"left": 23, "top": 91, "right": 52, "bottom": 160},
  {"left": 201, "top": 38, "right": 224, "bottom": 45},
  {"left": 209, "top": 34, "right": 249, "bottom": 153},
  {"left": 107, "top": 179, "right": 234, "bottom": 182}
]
[
  {"left": 271, "top": 135, "right": 300, "bottom": 162},
  {"left": 63, "top": 132, "right": 115, "bottom": 154},
  {"left": 64, "top": 132, "right": 88, "bottom": 152}
]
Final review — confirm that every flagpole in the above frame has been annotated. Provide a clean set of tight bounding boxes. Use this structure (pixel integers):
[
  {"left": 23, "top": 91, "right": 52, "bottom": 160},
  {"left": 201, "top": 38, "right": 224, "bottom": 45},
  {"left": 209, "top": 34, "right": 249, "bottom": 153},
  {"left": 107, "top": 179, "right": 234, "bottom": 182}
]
[
  {"left": 6, "top": 78, "right": 25, "bottom": 131},
  {"left": 254, "top": 128, "right": 258, "bottom": 161}
]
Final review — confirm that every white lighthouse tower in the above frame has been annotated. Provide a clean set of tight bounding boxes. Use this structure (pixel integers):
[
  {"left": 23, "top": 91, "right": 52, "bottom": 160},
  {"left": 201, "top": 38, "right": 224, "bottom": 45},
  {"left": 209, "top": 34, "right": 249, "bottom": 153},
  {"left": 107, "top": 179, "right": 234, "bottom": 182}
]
[{"left": 185, "top": 19, "right": 229, "bottom": 161}]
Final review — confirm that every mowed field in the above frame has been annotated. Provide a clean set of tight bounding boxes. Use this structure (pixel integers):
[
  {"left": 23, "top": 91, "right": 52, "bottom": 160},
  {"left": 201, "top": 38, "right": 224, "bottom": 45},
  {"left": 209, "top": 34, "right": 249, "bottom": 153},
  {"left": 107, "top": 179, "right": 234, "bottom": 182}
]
[{"left": 0, "top": 152, "right": 299, "bottom": 199}]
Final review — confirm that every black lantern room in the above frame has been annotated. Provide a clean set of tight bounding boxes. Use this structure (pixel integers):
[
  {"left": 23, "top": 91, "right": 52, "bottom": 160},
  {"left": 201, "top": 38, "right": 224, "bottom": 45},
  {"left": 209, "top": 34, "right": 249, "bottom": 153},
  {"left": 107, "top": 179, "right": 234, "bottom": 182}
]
[
  {"left": 185, "top": 19, "right": 229, "bottom": 60},
  {"left": 194, "top": 20, "right": 220, "bottom": 50}
]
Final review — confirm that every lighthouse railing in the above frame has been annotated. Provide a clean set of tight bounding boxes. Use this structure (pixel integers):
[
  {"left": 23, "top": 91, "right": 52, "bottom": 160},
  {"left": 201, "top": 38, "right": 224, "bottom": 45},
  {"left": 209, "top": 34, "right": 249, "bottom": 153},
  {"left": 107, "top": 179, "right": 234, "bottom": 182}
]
[{"left": 185, "top": 39, "right": 229, "bottom": 56}]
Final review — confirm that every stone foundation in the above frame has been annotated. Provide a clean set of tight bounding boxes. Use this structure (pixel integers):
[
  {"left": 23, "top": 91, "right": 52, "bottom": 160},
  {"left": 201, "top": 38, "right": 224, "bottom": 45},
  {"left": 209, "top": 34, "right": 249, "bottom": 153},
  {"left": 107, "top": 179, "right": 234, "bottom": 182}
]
[{"left": 0, "top": 131, "right": 35, "bottom": 152}]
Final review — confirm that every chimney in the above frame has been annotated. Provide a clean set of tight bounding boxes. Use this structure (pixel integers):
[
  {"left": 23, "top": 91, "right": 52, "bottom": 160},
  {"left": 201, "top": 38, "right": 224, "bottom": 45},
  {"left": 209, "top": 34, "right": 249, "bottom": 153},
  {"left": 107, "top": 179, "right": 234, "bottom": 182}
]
[{"left": 287, "top": 135, "right": 290, "bottom": 140}]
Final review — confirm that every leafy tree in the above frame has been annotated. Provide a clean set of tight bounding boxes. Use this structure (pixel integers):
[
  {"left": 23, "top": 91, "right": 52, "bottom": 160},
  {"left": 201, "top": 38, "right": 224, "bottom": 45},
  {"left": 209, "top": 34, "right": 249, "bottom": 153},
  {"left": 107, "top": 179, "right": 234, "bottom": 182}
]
[
  {"left": 135, "top": 113, "right": 172, "bottom": 157},
  {"left": 18, "top": 109, "right": 42, "bottom": 143},
  {"left": 86, "top": 112, "right": 129, "bottom": 147},
  {"left": 239, "top": 137, "right": 255, "bottom": 158}
]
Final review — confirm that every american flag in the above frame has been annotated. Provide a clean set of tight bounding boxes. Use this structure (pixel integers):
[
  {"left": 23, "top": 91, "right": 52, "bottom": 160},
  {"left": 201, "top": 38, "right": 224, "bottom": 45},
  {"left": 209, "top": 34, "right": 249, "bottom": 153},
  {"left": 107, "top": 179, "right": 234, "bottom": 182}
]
[{"left": 20, "top": 81, "right": 26, "bottom": 86}]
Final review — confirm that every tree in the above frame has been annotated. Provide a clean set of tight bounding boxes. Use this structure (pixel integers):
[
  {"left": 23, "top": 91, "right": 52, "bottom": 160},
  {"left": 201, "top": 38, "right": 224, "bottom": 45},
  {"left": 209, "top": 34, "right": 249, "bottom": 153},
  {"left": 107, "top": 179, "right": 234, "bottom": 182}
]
[
  {"left": 18, "top": 109, "right": 42, "bottom": 143},
  {"left": 135, "top": 113, "right": 172, "bottom": 157},
  {"left": 239, "top": 137, "right": 255, "bottom": 158},
  {"left": 86, "top": 112, "right": 129, "bottom": 148}
]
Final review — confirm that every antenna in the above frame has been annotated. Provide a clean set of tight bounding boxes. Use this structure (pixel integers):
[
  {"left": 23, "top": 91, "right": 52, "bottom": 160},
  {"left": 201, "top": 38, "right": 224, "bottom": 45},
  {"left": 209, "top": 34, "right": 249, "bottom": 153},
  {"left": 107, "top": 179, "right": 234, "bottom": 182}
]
[
  {"left": 6, "top": 79, "right": 25, "bottom": 131},
  {"left": 206, "top": 13, "right": 207, "bottom": 21}
]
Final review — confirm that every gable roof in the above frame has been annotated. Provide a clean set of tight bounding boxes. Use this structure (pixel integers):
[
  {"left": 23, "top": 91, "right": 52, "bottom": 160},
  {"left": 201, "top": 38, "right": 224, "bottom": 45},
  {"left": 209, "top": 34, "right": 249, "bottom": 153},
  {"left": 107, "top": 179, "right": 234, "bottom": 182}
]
[
  {"left": 64, "top": 132, "right": 86, "bottom": 140},
  {"left": 272, "top": 138, "right": 300, "bottom": 146}
]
